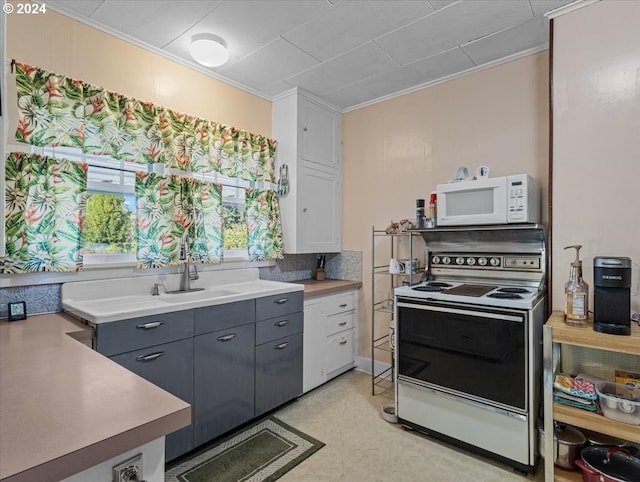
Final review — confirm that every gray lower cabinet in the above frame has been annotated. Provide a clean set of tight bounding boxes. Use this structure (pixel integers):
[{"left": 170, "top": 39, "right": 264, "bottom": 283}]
[
  {"left": 194, "top": 322, "right": 255, "bottom": 446},
  {"left": 110, "top": 337, "right": 194, "bottom": 461},
  {"left": 255, "top": 332, "right": 303, "bottom": 416},
  {"left": 96, "top": 291, "right": 304, "bottom": 460},
  {"left": 254, "top": 292, "right": 304, "bottom": 417}
]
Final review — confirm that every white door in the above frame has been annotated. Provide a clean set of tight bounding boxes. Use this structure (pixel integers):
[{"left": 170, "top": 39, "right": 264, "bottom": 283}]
[{"left": 300, "top": 100, "right": 340, "bottom": 170}]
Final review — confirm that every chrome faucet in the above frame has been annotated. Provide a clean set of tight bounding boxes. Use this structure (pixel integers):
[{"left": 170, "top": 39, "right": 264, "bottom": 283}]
[{"left": 179, "top": 232, "right": 199, "bottom": 292}]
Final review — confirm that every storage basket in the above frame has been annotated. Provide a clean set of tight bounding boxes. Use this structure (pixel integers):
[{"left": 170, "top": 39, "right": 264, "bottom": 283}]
[{"left": 596, "top": 381, "right": 640, "bottom": 425}]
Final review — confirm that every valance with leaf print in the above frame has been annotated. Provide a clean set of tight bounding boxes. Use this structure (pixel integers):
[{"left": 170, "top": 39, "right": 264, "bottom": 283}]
[
  {"left": 135, "top": 172, "right": 223, "bottom": 269},
  {"left": 1, "top": 152, "right": 87, "bottom": 273},
  {"left": 14, "top": 62, "right": 278, "bottom": 183}
]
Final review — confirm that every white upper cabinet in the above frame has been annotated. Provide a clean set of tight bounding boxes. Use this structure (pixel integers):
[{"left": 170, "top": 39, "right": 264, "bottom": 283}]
[
  {"left": 300, "top": 100, "right": 341, "bottom": 170},
  {"left": 273, "top": 89, "right": 342, "bottom": 254}
]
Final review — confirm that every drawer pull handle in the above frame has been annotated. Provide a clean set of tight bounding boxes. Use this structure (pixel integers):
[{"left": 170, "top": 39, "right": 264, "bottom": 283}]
[
  {"left": 136, "top": 351, "right": 164, "bottom": 362},
  {"left": 275, "top": 320, "right": 289, "bottom": 327},
  {"left": 338, "top": 321, "right": 347, "bottom": 326},
  {"left": 339, "top": 303, "right": 348, "bottom": 308},
  {"left": 217, "top": 333, "right": 237, "bottom": 342},
  {"left": 274, "top": 342, "right": 289, "bottom": 350},
  {"left": 274, "top": 298, "right": 289, "bottom": 305},
  {"left": 136, "top": 321, "right": 164, "bottom": 330},
  {"left": 339, "top": 339, "right": 348, "bottom": 345}
]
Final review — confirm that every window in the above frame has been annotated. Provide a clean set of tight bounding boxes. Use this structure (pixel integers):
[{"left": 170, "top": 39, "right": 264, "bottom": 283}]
[{"left": 39, "top": 147, "right": 250, "bottom": 265}]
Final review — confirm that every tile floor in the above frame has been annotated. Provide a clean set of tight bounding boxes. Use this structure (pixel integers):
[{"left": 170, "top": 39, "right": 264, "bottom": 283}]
[{"left": 274, "top": 370, "right": 544, "bottom": 481}]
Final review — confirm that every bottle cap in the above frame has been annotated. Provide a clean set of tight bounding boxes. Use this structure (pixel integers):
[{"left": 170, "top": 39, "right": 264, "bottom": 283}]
[
  {"left": 416, "top": 199, "right": 425, "bottom": 208},
  {"left": 429, "top": 192, "right": 437, "bottom": 203}
]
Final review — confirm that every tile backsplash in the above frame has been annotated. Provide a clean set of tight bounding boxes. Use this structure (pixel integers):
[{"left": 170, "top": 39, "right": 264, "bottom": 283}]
[
  {"left": 0, "top": 283, "right": 62, "bottom": 319},
  {"left": 1, "top": 251, "right": 362, "bottom": 319}
]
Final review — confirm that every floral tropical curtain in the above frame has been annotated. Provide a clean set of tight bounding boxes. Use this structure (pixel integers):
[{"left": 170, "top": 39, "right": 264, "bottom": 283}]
[
  {"left": 14, "top": 62, "right": 278, "bottom": 183},
  {"left": 13, "top": 61, "right": 283, "bottom": 263},
  {"left": 135, "top": 173, "right": 222, "bottom": 269},
  {"left": 1, "top": 152, "right": 87, "bottom": 273},
  {"left": 245, "top": 188, "right": 284, "bottom": 261}
]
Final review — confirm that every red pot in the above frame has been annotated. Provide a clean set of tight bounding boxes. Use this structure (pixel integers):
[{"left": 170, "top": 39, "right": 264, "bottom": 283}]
[{"left": 576, "top": 447, "right": 640, "bottom": 482}]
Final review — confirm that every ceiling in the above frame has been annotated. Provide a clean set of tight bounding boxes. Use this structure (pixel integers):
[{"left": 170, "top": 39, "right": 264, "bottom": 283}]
[{"left": 45, "top": 0, "right": 574, "bottom": 111}]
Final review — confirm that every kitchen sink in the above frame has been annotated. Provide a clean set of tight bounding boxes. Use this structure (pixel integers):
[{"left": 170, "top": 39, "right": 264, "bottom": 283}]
[{"left": 160, "top": 287, "right": 239, "bottom": 302}]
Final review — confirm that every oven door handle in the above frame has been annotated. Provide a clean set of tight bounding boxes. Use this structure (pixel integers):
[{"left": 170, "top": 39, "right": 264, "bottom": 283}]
[
  {"left": 427, "top": 386, "right": 527, "bottom": 422},
  {"left": 396, "top": 302, "right": 523, "bottom": 322}
]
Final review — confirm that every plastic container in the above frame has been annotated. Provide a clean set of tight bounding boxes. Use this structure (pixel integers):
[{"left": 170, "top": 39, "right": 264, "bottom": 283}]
[{"left": 596, "top": 381, "right": 640, "bottom": 425}]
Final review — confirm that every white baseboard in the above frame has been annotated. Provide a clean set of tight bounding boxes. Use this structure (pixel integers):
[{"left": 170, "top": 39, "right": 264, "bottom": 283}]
[{"left": 355, "top": 356, "right": 391, "bottom": 376}]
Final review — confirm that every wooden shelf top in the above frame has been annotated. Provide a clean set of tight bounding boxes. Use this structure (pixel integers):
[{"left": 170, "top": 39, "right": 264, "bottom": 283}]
[
  {"left": 547, "top": 311, "right": 640, "bottom": 356},
  {"left": 553, "top": 402, "right": 640, "bottom": 443}
]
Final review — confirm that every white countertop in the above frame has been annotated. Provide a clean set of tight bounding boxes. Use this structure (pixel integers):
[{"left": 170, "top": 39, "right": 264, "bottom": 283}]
[{"left": 62, "top": 268, "right": 303, "bottom": 323}]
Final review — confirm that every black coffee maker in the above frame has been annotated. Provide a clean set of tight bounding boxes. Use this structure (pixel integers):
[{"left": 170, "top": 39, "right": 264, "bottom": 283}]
[{"left": 593, "top": 256, "right": 632, "bottom": 335}]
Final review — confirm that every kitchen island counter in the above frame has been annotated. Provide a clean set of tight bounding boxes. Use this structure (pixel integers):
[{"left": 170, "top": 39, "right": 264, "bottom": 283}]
[{"left": 0, "top": 313, "right": 190, "bottom": 482}]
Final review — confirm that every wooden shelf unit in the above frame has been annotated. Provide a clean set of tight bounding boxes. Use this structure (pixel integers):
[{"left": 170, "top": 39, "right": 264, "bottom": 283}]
[{"left": 543, "top": 312, "right": 640, "bottom": 481}]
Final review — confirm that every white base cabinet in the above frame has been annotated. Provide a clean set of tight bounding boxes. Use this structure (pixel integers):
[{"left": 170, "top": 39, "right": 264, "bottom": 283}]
[
  {"left": 303, "top": 290, "right": 357, "bottom": 393},
  {"left": 272, "top": 88, "right": 342, "bottom": 254}
]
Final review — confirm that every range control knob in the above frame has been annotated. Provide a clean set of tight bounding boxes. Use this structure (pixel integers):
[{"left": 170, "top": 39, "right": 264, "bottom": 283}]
[
  {"left": 478, "top": 257, "right": 488, "bottom": 266},
  {"left": 490, "top": 257, "right": 501, "bottom": 267},
  {"left": 442, "top": 256, "right": 451, "bottom": 265},
  {"left": 455, "top": 257, "right": 465, "bottom": 265},
  {"left": 432, "top": 256, "right": 440, "bottom": 265},
  {"left": 466, "top": 257, "right": 476, "bottom": 266}
]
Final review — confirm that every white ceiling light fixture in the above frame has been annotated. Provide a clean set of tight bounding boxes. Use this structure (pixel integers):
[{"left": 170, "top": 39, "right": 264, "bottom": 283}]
[{"left": 189, "top": 33, "right": 229, "bottom": 68}]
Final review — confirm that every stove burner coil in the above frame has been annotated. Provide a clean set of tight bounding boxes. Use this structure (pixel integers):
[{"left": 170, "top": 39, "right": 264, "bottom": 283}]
[
  {"left": 487, "top": 292, "right": 523, "bottom": 299},
  {"left": 411, "top": 282, "right": 452, "bottom": 293},
  {"left": 496, "top": 287, "right": 530, "bottom": 294}
]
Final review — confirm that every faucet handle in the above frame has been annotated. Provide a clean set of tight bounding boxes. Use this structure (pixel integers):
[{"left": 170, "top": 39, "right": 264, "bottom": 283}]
[
  {"left": 189, "top": 264, "right": 199, "bottom": 281},
  {"left": 151, "top": 283, "right": 165, "bottom": 296}
]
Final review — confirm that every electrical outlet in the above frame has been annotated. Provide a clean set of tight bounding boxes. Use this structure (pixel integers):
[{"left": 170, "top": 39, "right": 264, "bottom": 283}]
[{"left": 112, "top": 453, "right": 143, "bottom": 482}]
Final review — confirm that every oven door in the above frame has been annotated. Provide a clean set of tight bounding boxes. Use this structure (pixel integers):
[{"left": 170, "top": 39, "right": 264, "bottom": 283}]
[{"left": 396, "top": 298, "right": 527, "bottom": 412}]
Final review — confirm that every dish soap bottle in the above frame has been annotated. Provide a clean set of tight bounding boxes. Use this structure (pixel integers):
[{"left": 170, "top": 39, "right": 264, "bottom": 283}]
[{"left": 564, "top": 245, "right": 589, "bottom": 325}]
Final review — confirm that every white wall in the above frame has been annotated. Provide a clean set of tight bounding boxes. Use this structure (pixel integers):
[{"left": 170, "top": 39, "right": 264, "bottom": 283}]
[{"left": 551, "top": 0, "right": 640, "bottom": 315}]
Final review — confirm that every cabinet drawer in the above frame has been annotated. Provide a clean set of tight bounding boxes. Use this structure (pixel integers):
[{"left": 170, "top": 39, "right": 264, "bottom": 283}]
[
  {"left": 326, "top": 312, "right": 354, "bottom": 337},
  {"left": 256, "top": 311, "right": 303, "bottom": 345},
  {"left": 95, "top": 310, "right": 194, "bottom": 357},
  {"left": 194, "top": 299, "right": 255, "bottom": 335},
  {"left": 326, "top": 329, "right": 354, "bottom": 375},
  {"left": 326, "top": 292, "right": 356, "bottom": 316},
  {"left": 256, "top": 291, "right": 303, "bottom": 321}
]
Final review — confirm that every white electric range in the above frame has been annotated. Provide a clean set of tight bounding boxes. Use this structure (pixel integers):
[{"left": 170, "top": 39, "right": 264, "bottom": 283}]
[{"left": 393, "top": 226, "right": 547, "bottom": 473}]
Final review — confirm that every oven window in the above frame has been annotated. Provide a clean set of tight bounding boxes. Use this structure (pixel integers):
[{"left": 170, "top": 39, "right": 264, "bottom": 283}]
[{"left": 397, "top": 303, "right": 526, "bottom": 410}]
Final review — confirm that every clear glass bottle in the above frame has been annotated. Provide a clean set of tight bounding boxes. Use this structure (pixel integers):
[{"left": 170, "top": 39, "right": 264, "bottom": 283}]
[{"left": 564, "top": 245, "right": 589, "bottom": 325}]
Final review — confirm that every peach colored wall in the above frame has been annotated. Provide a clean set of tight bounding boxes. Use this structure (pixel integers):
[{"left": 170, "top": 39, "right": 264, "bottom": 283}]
[
  {"left": 552, "top": 1, "right": 640, "bottom": 315},
  {"left": 342, "top": 53, "right": 550, "bottom": 359},
  {"left": 5, "top": 8, "right": 271, "bottom": 136}
]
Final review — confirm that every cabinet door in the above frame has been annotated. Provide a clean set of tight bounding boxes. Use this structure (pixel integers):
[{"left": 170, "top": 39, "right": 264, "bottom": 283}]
[
  {"left": 298, "top": 164, "right": 341, "bottom": 253},
  {"left": 326, "top": 329, "right": 355, "bottom": 379},
  {"left": 300, "top": 99, "right": 340, "bottom": 169},
  {"left": 255, "top": 332, "right": 303, "bottom": 416},
  {"left": 194, "top": 323, "right": 255, "bottom": 446},
  {"left": 303, "top": 300, "right": 326, "bottom": 393},
  {"left": 110, "top": 338, "right": 194, "bottom": 461}
]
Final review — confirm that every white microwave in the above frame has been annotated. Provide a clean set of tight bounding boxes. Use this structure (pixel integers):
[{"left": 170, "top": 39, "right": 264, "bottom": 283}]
[{"left": 436, "top": 174, "right": 540, "bottom": 226}]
